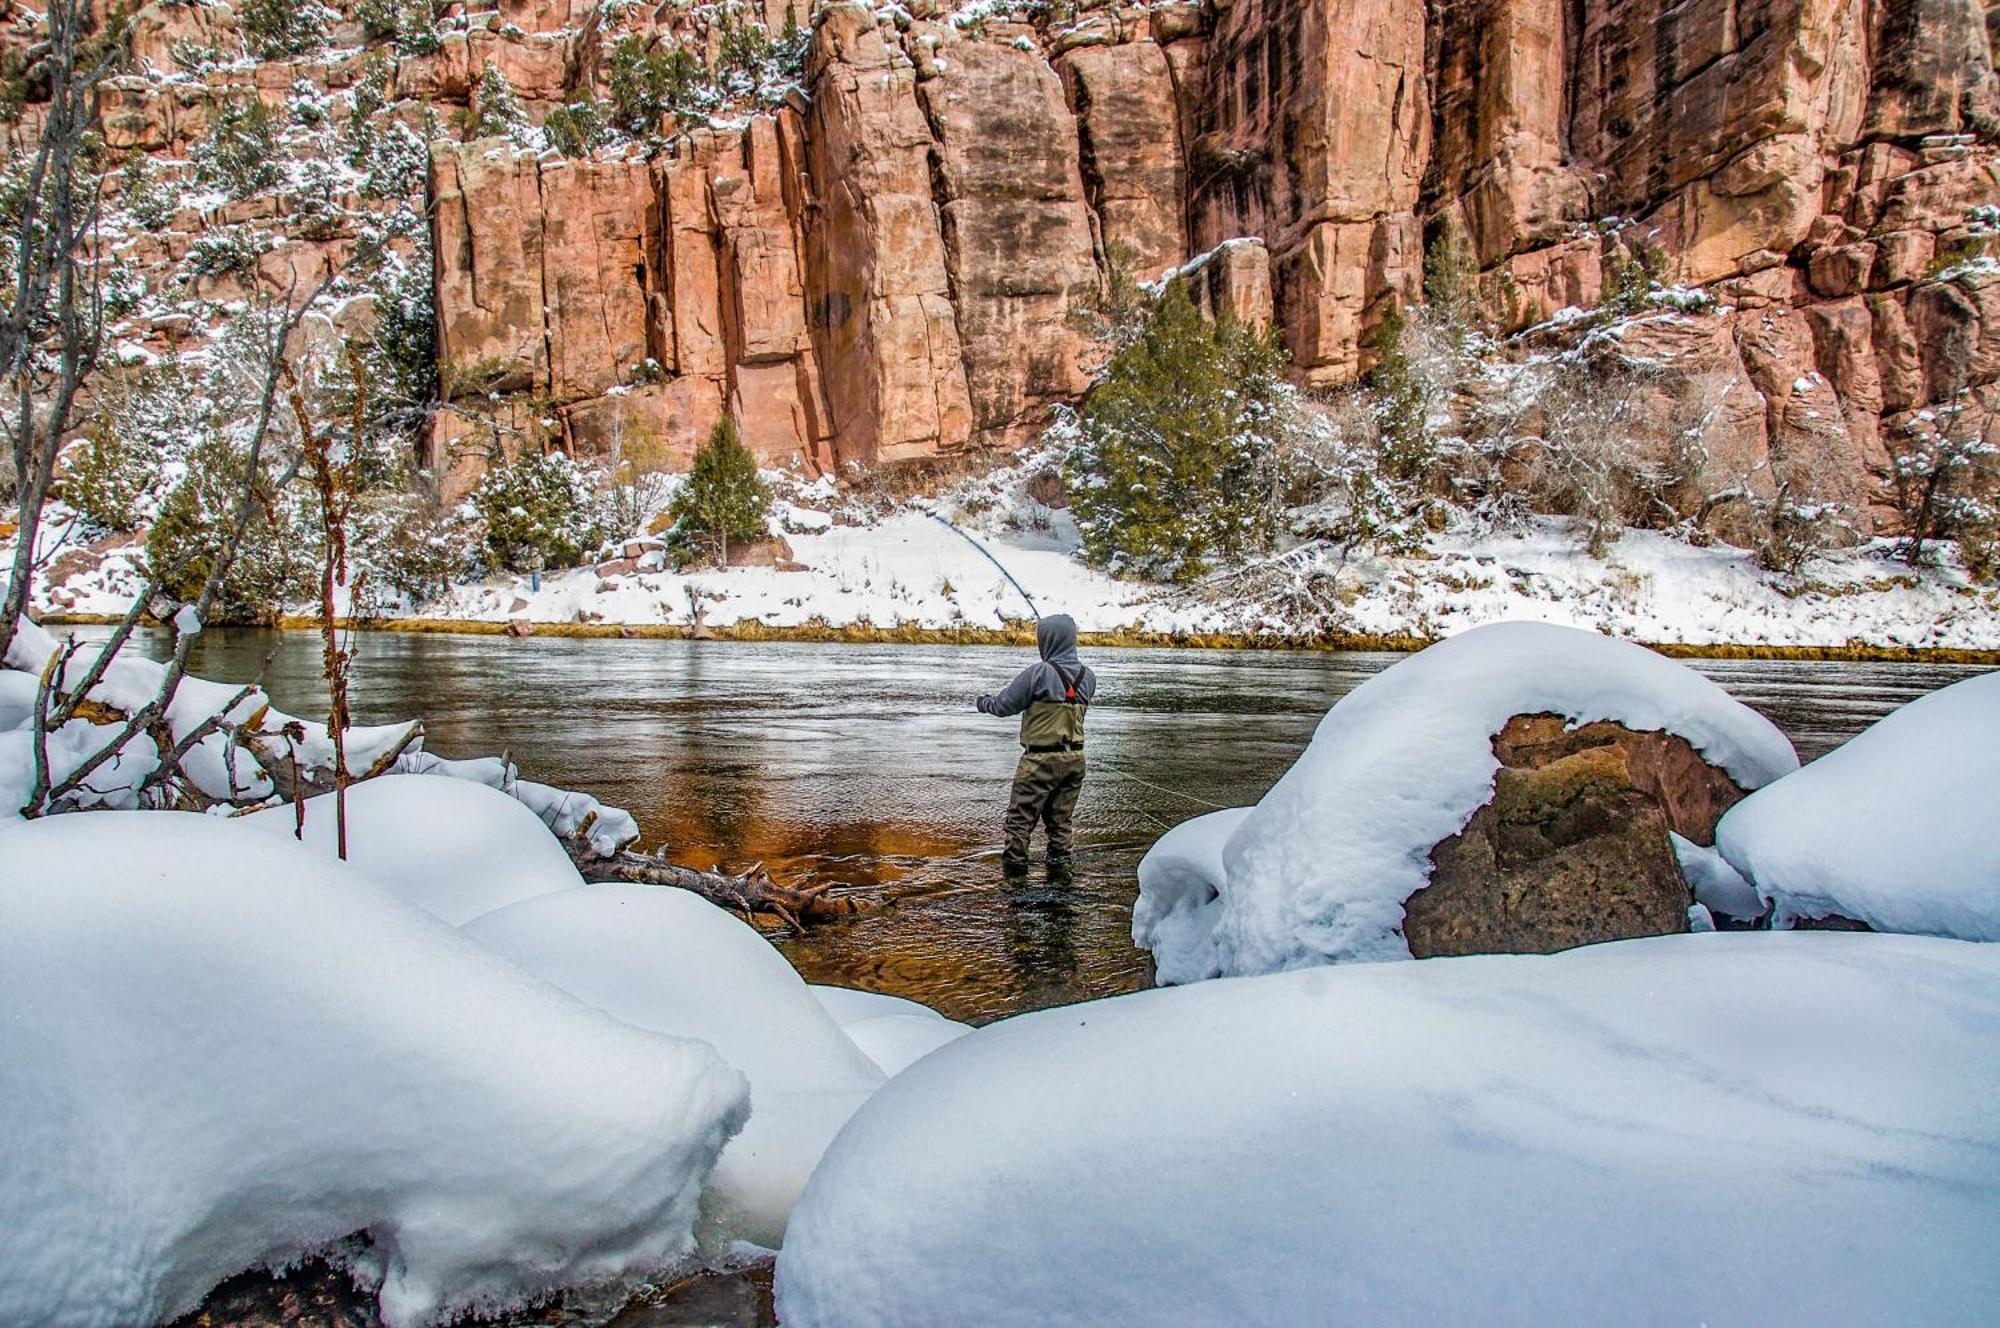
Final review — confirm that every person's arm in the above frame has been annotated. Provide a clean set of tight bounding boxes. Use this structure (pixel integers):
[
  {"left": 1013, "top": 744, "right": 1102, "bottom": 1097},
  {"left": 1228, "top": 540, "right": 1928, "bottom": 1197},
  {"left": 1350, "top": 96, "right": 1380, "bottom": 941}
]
[{"left": 977, "top": 664, "right": 1043, "bottom": 716}]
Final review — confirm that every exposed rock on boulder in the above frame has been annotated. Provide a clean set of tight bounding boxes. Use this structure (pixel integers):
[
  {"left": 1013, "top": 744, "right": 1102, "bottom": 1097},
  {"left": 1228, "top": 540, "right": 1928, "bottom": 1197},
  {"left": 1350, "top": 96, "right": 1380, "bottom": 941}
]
[{"left": 1406, "top": 714, "right": 1753, "bottom": 958}]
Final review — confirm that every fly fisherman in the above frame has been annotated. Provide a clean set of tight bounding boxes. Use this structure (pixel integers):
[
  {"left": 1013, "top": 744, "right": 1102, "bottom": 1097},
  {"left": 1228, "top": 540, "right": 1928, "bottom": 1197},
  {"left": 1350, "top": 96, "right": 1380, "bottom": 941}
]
[{"left": 977, "top": 614, "right": 1098, "bottom": 875}]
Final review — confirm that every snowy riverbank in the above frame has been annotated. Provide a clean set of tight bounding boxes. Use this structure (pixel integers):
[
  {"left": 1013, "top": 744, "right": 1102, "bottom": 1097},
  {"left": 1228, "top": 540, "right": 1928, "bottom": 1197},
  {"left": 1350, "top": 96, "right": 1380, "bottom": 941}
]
[{"left": 20, "top": 483, "right": 2000, "bottom": 655}]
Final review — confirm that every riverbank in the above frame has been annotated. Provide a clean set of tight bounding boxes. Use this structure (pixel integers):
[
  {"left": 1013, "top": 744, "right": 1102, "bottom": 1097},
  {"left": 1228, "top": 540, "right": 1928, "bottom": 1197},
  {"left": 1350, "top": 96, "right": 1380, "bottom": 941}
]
[
  {"left": 19, "top": 479, "right": 2000, "bottom": 658},
  {"left": 36, "top": 610, "right": 2000, "bottom": 665}
]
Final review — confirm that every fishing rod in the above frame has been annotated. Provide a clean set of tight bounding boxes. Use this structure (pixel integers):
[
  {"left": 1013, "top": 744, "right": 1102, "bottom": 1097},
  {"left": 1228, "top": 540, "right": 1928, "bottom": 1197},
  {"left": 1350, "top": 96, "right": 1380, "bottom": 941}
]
[{"left": 927, "top": 511, "right": 1041, "bottom": 619}]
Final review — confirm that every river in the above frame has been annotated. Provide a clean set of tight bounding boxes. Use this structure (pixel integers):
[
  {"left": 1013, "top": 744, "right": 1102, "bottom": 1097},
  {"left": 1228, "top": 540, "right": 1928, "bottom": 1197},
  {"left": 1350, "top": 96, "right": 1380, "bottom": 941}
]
[{"left": 103, "top": 627, "right": 1991, "bottom": 1025}]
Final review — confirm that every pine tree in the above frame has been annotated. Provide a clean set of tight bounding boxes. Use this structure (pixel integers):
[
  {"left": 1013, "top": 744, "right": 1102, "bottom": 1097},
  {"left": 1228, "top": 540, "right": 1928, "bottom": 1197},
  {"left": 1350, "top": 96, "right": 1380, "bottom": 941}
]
[
  {"left": 1063, "top": 278, "right": 1287, "bottom": 582},
  {"left": 669, "top": 418, "right": 770, "bottom": 565}
]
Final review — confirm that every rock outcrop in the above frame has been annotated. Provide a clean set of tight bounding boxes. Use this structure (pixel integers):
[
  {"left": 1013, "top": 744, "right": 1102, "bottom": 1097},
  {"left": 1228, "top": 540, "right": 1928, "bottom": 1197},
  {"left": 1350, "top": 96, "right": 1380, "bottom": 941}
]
[
  {"left": 1404, "top": 713, "right": 1752, "bottom": 958},
  {"left": 58, "top": 0, "right": 2000, "bottom": 527}
]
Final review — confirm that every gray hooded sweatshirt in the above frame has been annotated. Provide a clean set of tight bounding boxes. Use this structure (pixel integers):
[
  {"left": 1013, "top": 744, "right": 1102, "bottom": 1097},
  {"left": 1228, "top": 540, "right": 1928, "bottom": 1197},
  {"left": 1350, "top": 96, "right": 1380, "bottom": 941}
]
[{"left": 977, "top": 614, "right": 1099, "bottom": 716}]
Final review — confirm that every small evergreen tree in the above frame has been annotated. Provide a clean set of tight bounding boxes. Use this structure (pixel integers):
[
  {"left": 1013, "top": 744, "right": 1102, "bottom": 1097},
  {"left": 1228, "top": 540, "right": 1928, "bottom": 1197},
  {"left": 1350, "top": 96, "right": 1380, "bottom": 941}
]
[
  {"left": 1063, "top": 278, "right": 1288, "bottom": 582},
  {"left": 668, "top": 417, "right": 770, "bottom": 565},
  {"left": 471, "top": 62, "right": 530, "bottom": 142}
]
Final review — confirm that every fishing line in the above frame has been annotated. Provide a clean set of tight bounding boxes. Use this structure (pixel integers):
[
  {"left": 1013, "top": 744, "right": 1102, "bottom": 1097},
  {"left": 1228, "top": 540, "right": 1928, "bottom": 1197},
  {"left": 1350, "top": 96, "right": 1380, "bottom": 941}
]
[
  {"left": 1092, "top": 764, "right": 1235, "bottom": 812},
  {"left": 927, "top": 512, "right": 1041, "bottom": 619}
]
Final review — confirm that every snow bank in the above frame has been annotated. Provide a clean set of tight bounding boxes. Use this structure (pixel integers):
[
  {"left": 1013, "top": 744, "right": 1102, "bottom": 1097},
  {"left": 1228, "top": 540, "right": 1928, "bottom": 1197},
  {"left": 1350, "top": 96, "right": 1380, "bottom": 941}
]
[
  {"left": 777, "top": 933, "right": 2000, "bottom": 1327},
  {"left": 809, "top": 986, "right": 972, "bottom": 1077},
  {"left": 0, "top": 813, "right": 748, "bottom": 1328},
  {"left": 461, "top": 886, "right": 887, "bottom": 1248},
  {"left": 1670, "top": 831, "right": 1764, "bottom": 922},
  {"left": 0, "top": 616, "right": 416, "bottom": 812},
  {"left": 238, "top": 775, "right": 583, "bottom": 925},
  {"left": 1717, "top": 669, "right": 2000, "bottom": 939},
  {"left": 1140, "top": 622, "right": 1798, "bottom": 978},
  {"left": 1129, "top": 806, "right": 1252, "bottom": 985}
]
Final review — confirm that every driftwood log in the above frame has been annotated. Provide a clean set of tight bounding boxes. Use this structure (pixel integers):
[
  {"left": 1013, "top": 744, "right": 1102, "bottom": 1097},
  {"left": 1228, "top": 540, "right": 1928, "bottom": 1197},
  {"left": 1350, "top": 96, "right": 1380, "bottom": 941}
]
[{"left": 564, "top": 840, "right": 877, "bottom": 930}]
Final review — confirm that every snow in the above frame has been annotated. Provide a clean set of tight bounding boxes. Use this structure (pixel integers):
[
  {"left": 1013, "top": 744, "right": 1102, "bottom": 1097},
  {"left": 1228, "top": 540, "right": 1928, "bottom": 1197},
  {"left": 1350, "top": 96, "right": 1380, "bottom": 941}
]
[
  {"left": 1135, "top": 622, "right": 1799, "bottom": 978},
  {"left": 507, "top": 777, "right": 641, "bottom": 856},
  {"left": 0, "top": 812, "right": 748, "bottom": 1328},
  {"left": 460, "top": 886, "right": 888, "bottom": 1248},
  {"left": 809, "top": 985, "right": 972, "bottom": 1077},
  {"left": 1129, "top": 806, "right": 1252, "bottom": 985},
  {"left": 1670, "top": 830, "right": 1764, "bottom": 922},
  {"left": 776, "top": 932, "right": 2000, "bottom": 1328},
  {"left": 14, "top": 459, "right": 2000, "bottom": 649},
  {"left": 1716, "top": 669, "right": 2000, "bottom": 939},
  {"left": 237, "top": 775, "right": 584, "bottom": 925}
]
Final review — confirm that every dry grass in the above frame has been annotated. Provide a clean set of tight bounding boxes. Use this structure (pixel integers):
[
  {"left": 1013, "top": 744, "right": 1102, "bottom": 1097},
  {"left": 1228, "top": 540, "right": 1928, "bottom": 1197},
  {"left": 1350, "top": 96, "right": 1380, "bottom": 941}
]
[{"left": 35, "top": 610, "right": 1997, "bottom": 662}]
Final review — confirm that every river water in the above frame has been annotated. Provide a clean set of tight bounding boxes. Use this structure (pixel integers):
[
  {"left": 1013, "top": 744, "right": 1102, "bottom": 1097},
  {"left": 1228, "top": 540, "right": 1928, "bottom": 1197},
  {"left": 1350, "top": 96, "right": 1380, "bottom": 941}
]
[{"left": 105, "top": 628, "right": 1990, "bottom": 1025}]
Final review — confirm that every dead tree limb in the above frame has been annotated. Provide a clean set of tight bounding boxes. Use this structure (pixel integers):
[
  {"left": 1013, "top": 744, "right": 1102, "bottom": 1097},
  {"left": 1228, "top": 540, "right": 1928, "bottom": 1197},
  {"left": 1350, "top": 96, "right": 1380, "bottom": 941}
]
[{"left": 565, "top": 841, "right": 880, "bottom": 929}]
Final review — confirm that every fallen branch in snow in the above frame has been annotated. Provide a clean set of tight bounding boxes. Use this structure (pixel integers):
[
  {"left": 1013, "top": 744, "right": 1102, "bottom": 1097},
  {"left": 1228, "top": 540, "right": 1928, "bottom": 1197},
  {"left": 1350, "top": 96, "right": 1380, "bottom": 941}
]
[{"left": 564, "top": 841, "right": 879, "bottom": 930}]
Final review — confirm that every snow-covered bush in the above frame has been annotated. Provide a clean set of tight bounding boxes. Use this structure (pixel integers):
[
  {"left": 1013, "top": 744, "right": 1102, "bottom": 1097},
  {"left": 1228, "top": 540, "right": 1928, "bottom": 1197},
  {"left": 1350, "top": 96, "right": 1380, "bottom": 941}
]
[
  {"left": 777, "top": 931, "right": 2000, "bottom": 1328},
  {"left": 57, "top": 426, "right": 157, "bottom": 533},
  {"left": 118, "top": 152, "right": 175, "bottom": 232},
  {"left": 472, "top": 450, "right": 613, "bottom": 572},
  {"left": 1716, "top": 669, "right": 2000, "bottom": 939},
  {"left": 355, "top": 0, "right": 443, "bottom": 55},
  {"left": 544, "top": 98, "right": 611, "bottom": 157},
  {"left": 0, "top": 811, "right": 749, "bottom": 1327},
  {"left": 146, "top": 430, "right": 317, "bottom": 616},
  {"left": 181, "top": 225, "right": 273, "bottom": 282},
  {"left": 1064, "top": 277, "right": 1288, "bottom": 582},
  {"left": 192, "top": 96, "right": 284, "bottom": 201},
  {"left": 1887, "top": 387, "right": 2000, "bottom": 576},
  {"left": 469, "top": 62, "right": 533, "bottom": 144},
  {"left": 463, "top": 884, "right": 891, "bottom": 1247},
  {"left": 362, "top": 490, "right": 480, "bottom": 605},
  {"left": 1132, "top": 622, "right": 1798, "bottom": 980},
  {"left": 607, "top": 34, "right": 708, "bottom": 134},
  {"left": 237, "top": 0, "right": 331, "bottom": 59}
]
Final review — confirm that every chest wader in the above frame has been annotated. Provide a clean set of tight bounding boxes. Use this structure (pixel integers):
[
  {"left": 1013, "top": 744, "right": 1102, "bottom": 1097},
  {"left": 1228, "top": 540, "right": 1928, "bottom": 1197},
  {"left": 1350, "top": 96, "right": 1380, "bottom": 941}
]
[{"left": 1003, "top": 667, "right": 1087, "bottom": 867}]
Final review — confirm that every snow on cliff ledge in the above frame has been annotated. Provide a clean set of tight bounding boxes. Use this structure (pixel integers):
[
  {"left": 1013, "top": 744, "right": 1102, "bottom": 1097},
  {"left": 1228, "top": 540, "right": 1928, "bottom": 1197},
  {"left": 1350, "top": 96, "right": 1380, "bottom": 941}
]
[
  {"left": 777, "top": 932, "right": 2000, "bottom": 1328},
  {"left": 1134, "top": 622, "right": 1799, "bottom": 981},
  {"left": 0, "top": 812, "right": 749, "bottom": 1328},
  {"left": 1717, "top": 669, "right": 2000, "bottom": 939}
]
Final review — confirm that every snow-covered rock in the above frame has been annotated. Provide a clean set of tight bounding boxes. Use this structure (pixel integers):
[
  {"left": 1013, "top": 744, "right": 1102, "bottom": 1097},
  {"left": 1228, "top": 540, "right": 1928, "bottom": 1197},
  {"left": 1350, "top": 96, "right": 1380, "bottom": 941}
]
[
  {"left": 1671, "top": 830, "right": 1764, "bottom": 922},
  {"left": 461, "top": 886, "right": 888, "bottom": 1248},
  {"left": 1136, "top": 622, "right": 1799, "bottom": 979},
  {"left": 809, "top": 985, "right": 972, "bottom": 1076},
  {"left": 1129, "top": 806, "right": 1251, "bottom": 985},
  {"left": 777, "top": 932, "right": 2000, "bottom": 1327},
  {"left": 0, "top": 812, "right": 748, "bottom": 1328},
  {"left": 1717, "top": 669, "right": 2000, "bottom": 939},
  {"left": 238, "top": 774, "right": 583, "bottom": 925}
]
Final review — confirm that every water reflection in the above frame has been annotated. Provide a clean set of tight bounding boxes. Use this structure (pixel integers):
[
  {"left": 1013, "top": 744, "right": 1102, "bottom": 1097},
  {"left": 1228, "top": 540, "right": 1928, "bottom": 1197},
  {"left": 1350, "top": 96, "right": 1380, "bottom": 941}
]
[{"left": 83, "top": 626, "right": 1991, "bottom": 1022}]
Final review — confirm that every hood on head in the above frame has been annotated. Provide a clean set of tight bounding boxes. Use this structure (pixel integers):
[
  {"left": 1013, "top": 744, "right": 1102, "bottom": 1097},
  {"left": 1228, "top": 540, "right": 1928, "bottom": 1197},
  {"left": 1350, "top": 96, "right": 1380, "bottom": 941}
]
[{"left": 1036, "top": 614, "right": 1080, "bottom": 664}]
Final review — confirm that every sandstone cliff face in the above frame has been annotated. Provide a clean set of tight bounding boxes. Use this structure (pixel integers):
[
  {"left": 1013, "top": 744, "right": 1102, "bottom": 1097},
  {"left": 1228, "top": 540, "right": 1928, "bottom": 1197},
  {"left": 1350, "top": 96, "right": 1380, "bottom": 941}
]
[{"left": 69, "top": 0, "right": 2000, "bottom": 532}]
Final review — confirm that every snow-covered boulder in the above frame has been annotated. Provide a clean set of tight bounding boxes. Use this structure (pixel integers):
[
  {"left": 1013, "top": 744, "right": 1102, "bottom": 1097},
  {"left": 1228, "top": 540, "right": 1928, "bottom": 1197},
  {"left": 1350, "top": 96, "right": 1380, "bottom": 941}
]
[
  {"left": 1135, "top": 622, "right": 1798, "bottom": 979},
  {"left": 461, "top": 886, "right": 888, "bottom": 1248},
  {"left": 1130, "top": 807, "right": 1251, "bottom": 985},
  {"left": 239, "top": 774, "right": 583, "bottom": 925},
  {"left": 1717, "top": 669, "right": 2000, "bottom": 939},
  {"left": 0, "top": 812, "right": 748, "bottom": 1328},
  {"left": 776, "top": 932, "right": 2000, "bottom": 1327},
  {"left": 810, "top": 985, "right": 972, "bottom": 1076}
]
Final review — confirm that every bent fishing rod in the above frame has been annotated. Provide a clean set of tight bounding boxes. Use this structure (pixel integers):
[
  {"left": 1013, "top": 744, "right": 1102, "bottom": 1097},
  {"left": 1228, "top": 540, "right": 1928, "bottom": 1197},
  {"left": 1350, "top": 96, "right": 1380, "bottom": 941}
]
[{"left": 927, "top": 511, "right": 1042, "bottom": 620}]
